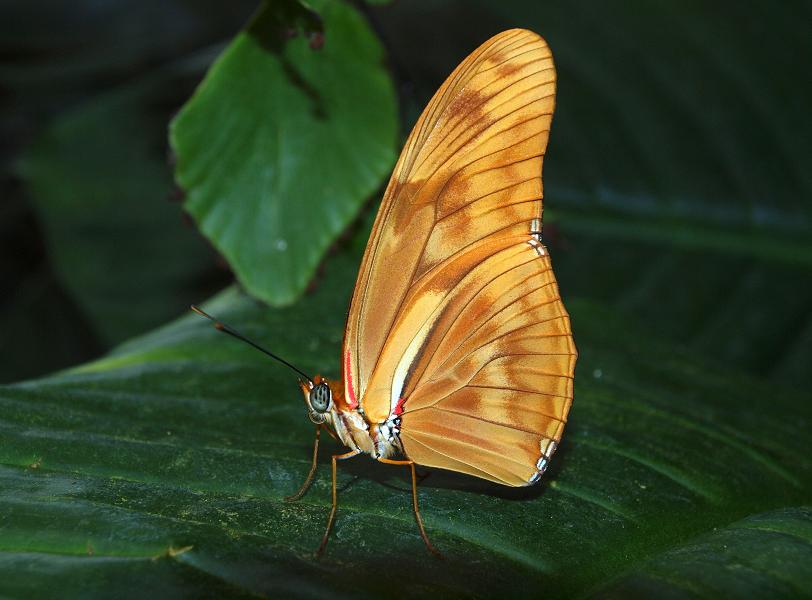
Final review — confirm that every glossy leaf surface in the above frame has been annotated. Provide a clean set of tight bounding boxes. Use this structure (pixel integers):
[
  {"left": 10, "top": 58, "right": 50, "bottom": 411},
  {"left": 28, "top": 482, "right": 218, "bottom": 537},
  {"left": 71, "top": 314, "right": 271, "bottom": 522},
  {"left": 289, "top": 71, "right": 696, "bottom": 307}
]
[{"left": 1, "top": 242, "right": 809, "bottom": 598}]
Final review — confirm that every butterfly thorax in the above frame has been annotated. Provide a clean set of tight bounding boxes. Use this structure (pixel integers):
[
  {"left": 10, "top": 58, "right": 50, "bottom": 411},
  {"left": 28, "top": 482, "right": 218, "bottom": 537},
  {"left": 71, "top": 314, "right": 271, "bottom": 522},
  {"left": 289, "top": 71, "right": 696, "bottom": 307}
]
[{"left": 299, "top": 376, "right": 404, "bottom": 460}]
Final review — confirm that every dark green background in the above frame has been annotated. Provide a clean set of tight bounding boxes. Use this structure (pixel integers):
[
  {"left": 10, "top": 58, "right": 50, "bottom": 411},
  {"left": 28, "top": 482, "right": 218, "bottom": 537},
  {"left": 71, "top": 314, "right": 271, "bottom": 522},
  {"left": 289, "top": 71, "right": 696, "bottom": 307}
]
[{"left": 1, "top": 1, "right": 810, "bottom": 598}]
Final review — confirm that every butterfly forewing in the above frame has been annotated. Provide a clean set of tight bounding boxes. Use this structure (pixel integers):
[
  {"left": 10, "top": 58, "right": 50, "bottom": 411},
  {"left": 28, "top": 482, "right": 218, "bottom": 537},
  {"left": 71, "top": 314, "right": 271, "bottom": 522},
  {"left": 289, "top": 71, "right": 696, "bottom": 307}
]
[{"left": 343, "top": 29, "right": 576, "bottom": 486}]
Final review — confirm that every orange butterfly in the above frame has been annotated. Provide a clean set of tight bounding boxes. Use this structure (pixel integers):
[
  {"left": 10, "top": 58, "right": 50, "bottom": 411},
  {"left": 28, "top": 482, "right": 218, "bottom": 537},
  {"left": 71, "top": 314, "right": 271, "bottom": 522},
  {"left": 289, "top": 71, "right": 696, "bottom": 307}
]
[{"left": 194, "top": 28, "right": 576, "bottom": 556}]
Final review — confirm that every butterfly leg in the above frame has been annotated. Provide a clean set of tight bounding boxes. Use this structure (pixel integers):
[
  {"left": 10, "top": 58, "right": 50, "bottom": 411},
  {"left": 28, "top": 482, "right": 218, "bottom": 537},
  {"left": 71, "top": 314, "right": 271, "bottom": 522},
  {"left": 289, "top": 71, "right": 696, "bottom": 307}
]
[
  {"left": 316, "top": 448, "right": 361, "bottom": 556},
  {"left": 285, "top": 425, "right": 321, "bottom": 502},
  {"left": 378, "top": 458, "right": 442, "bottom": 557}
]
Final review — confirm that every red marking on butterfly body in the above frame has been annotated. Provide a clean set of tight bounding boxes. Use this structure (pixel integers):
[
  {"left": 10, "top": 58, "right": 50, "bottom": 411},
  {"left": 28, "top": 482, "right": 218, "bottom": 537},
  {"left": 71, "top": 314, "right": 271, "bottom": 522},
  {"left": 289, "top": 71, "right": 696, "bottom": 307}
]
[{"left": 344, "top": 350, "right": 358, "bottom": 410}]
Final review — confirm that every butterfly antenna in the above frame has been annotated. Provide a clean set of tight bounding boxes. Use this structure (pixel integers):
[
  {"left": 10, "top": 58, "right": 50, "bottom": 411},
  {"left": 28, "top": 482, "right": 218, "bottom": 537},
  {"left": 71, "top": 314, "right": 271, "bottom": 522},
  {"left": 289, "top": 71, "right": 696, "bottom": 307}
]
[{"left": 190, "top": 305, "right": 313, "bottom": 384}]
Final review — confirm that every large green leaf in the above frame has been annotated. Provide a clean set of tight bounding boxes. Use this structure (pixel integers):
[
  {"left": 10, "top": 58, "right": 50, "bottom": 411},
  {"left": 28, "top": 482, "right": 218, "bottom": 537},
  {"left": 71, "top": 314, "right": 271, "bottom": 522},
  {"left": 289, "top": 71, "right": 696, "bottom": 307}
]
[
  {"left": 1, "top": 238, "right": 809, "bottom": 598},
  {"left": 170, "top": 0, "right": 398, "bottom": 306}
]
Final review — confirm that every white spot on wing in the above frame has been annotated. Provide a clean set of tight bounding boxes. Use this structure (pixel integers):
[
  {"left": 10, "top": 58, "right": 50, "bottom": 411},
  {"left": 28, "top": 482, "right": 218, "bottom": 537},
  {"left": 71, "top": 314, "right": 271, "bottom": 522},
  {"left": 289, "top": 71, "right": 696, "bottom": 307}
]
[{"left": 527, "top": 238, "right": 547, "bottom": 257}]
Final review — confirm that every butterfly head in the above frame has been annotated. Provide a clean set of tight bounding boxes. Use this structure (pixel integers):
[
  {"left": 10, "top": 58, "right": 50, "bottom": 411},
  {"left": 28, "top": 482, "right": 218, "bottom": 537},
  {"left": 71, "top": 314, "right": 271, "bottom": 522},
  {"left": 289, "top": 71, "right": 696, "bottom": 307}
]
[{"left": 299, "top": 374, "right": 336, "bottom": 425}]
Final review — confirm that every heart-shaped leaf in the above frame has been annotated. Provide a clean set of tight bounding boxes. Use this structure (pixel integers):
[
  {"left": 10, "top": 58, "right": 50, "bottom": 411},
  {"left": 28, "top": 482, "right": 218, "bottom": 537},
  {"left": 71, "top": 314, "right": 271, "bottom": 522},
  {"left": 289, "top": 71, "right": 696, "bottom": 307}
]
[{"left": 170, "top": 0, "right": 398, "bottom": 306}]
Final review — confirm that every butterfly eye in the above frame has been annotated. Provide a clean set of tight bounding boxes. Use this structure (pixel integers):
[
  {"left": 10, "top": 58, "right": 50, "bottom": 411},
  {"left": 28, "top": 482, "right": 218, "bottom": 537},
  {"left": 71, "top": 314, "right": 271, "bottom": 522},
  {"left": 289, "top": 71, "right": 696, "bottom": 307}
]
[{"left": 310, "top": 382, "right": 331, "bottom": 413}]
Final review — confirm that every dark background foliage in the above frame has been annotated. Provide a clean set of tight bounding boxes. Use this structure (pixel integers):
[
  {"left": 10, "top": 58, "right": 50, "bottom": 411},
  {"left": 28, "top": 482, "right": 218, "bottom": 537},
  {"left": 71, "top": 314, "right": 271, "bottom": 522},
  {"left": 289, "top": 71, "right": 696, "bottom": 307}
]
[{"left": 1, "top": 1, "right": 810, "bottom": 598}]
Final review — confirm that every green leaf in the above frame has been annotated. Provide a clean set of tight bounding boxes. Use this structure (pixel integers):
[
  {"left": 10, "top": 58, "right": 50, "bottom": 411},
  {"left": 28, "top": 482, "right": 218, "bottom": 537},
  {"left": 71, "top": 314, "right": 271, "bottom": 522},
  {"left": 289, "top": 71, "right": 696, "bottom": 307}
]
[
  {"left": 1, "top": 1, "right": 257, "bottom": 381},
  {"left": 370, "top": 0, "right": 812, "bottom": 387},
  {"left": 527, "top": 0, "right": 812, "bottom": 387},
  {"left": 1, "top": 239, "right": 809, "bottom": 597},
  {"left": 0, "top": 0, "right": 256, "bottom": 117},
  {"left": 19, "top": 54, "right": 224, "bottom": 345},
  {"left": 594, "top": 507, "right": 812, "bottom": 598},
  {"left": 170, "top": 0, "right": 398, "bottom": 306},
  {"left": 0, "top": 190, "right": 104, "bottom": 383}
]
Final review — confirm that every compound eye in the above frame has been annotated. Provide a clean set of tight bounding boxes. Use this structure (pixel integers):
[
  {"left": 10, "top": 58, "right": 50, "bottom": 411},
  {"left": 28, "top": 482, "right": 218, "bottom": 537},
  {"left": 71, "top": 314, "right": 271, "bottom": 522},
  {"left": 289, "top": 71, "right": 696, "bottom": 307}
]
[{"left": 310, "top": 382, "right": 331, "bottom": 413}]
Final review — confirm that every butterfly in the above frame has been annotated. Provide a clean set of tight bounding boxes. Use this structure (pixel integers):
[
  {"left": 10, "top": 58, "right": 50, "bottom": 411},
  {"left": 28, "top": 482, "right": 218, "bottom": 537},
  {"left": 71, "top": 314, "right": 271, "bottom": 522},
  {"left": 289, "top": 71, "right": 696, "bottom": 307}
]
[{"left": 193, "top": 28, "right": 576, "bottom": 556}]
